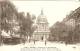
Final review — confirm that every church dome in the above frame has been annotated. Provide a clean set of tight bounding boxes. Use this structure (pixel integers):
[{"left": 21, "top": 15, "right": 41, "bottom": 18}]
[{"left": 36, "top": 10, "right": 48, "bottom": 24}]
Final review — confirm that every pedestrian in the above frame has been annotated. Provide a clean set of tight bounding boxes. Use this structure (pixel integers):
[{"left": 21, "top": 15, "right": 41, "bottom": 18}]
[
  {"left": 34, "top": 40, "right": 35, "bottom": 44},
  {"left": 45, "top": 40, "right": 46, "bottom": 45}
]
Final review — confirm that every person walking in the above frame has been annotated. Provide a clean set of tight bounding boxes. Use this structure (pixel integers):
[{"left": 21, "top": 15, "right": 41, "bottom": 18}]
[
  {"left": 34, "top": 40, "right": 35, "bottom": 44},
  {"left": 45, "top": 40, "right": 46, "bottom": 46}
]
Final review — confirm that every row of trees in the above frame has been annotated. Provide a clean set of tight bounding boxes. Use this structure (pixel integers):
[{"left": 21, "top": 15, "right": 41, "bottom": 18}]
[
  {"left": 49, "top": 6, "right": 80, "bottom": 44},
  {"left": 0, "top": 0, "right": 36, "bottom": 44}
]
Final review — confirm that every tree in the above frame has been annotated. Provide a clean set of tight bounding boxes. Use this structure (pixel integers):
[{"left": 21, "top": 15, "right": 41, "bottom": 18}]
[
  {"left": 49, "top": 21, "right": 74, "bottom": 42},
  {"left": 0, "top": 0, "right": 20, "bottom": 45},
  {"left": 26, "top": 13, "right": 34, "bottom": 36},
  {"left": 17, "top": 12, "right": 36, "bottom": 42},
  {"left": 0, "top": 1, "right": 18, "bottom": 33}
]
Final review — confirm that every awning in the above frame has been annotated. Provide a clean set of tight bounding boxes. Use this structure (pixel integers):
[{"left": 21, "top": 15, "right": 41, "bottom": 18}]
[{"left": 1, "top": 30, "right": 11, "bottom": 38}]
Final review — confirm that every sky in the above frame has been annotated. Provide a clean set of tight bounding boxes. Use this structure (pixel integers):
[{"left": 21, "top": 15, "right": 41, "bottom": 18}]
[{"left": 11, "top": 1, "right": 80, "bottom": 26}]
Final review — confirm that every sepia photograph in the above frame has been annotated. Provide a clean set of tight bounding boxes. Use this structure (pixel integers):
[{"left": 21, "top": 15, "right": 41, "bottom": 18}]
[{"left": 0, "top": 0, "right": 80, "bottom": 51}]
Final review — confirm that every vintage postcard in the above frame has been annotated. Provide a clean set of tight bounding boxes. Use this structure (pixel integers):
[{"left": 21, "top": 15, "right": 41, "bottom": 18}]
[{"left": 0, "top": 0, "right": 80, "bottom": 51}]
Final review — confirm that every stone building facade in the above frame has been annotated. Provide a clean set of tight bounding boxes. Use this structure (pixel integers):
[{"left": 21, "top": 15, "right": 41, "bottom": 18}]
[{"left": 33, "top": 10, "right": 50, "bottom": 41}]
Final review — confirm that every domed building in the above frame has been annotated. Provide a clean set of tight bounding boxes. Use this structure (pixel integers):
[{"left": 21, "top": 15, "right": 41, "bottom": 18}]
[{"left": 33, "top": 10, "right": 50, "bottom": 41}]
